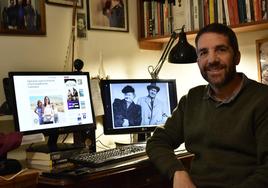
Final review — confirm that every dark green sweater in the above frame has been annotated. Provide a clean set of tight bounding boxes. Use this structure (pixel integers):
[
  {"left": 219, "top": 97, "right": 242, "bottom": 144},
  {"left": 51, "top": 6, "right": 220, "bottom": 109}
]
[{"left": 146, "top": 76, "right": 268, "bottom": 188}]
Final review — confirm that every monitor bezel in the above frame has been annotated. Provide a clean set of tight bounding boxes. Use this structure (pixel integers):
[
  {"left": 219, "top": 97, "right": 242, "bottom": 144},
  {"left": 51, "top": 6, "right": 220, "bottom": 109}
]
[
  {"left": 8, "top": 71, "right": 96, "bottom": 136},
  {"left": 100, "top": 79, "right": 178, "bottom": 135}
]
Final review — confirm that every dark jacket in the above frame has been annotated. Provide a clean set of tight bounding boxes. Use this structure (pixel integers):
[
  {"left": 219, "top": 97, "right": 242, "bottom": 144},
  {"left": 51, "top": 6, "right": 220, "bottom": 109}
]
[{"left": 113, "top": 99, "right": 142, "bottom": 127}]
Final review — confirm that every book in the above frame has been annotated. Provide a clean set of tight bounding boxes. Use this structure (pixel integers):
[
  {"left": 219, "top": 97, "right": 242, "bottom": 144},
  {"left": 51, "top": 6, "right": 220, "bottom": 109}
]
[
  {"left": 227, "top": 0, "right": 239, "bottom": 25},
  {"left": 261, "top": 0, "right": 267, "bottom": 20},
  {"left": 26, "top": 158, "right": 68, "bottom": 166},
  {"left": 238, "top": 0, "right": 247, "bottom": 23},
  {"left": 193, "top": 0, "right": 200, "bottom": 30},
  {"left": 26, "top": 148, "right": 84, "bottom": 161},
  {"left": 203, "top": 0, "right": 210, "bottom": 25},
  {"left": 209, "top": 0, "right": 215, "bottom": 23},
  {"left": 223, "top": 0, "right": 230, "bottom": 25},
  {"left": 172, "top": 0, "right": 186, "bottom": 30},
  {"left": 27, "top": 162, "right": 74, "bottom": 172},
  {"left": 245, "top": 0, "right": 252, "bottom": 22},
  {"left": 253, "top": 0, "right": 261, "bottom": 21},
  {"left": 217, "top": 0, "right": 224, "bottom": 23}
]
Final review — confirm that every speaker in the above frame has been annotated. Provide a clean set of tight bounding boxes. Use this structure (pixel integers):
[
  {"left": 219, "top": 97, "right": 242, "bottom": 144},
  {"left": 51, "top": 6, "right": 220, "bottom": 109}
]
[{"left": 73, "top": 127, "right": 96, "bottom": 152}]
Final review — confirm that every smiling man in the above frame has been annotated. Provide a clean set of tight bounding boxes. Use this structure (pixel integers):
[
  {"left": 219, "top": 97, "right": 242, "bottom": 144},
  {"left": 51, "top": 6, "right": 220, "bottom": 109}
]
[{"left": 146, "top": 23, "right": 268, "bottom": 188}]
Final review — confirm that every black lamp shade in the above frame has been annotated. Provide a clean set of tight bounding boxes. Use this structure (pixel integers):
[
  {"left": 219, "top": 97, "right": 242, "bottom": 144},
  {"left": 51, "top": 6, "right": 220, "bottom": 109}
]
[{"left": 168, "top": 30, "right": 197, "bottom": 64}]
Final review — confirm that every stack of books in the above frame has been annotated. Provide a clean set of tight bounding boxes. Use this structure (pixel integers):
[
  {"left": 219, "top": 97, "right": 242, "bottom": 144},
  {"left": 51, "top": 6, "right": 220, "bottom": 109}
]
[{"left": 26, "top": 148, "right": 83, "bottom": 171}]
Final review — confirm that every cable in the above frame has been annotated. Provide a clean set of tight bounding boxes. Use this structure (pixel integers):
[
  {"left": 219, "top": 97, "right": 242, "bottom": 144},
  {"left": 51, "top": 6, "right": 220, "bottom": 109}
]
[
  {"left": 0, "top": 168, "right": 29, "bottom": 181},
  {"left": 96, "top": 140, "right": 111, "bottom": 149},
  {"left": 96, "top": 132, "right": 104, "bottom": 140}
]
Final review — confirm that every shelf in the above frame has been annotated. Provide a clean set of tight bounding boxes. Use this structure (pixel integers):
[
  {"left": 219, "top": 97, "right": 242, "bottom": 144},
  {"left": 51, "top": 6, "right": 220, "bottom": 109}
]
[
  {"left": 0, "top": 115, "right": 13, "bottom": 121},
  {"left": 138, "top": 21, "right": 268, "bottom": 50}
]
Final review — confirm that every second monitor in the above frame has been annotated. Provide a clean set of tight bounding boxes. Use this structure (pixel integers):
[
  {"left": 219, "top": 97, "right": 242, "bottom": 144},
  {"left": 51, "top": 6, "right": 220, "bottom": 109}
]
[{"left": 100, "top": 79, "right": 178, "bottom": 137}]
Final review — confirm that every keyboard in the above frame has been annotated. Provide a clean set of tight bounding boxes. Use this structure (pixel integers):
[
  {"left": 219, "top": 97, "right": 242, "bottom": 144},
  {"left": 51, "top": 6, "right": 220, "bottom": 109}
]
[{"left": 69, "top": 144, "right": 146, "bottom": 167}]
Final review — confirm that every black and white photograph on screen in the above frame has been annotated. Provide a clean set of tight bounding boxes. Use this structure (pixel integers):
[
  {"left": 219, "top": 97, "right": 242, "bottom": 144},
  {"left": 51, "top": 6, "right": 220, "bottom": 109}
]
[{"left": 110, "top": 83, "right": 171, "bottom": 129}]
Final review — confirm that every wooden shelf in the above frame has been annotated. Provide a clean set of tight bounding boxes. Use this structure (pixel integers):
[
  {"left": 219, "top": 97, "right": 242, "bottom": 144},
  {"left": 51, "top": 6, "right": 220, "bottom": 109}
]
[
  {"left": 0, "top": 115, "right": 13, "bottom": 121},
  {"left": 138, "top": 21, "right": 268, "bottom": 50},
  {"left": 137, "top": 0, "right": 268, "bottom": 50}
]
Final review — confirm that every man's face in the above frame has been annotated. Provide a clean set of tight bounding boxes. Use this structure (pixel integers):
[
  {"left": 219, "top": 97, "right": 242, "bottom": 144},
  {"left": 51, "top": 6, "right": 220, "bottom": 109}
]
[
  {"left": 148, "top": 88, "right": 158, "bottom": 98},
  {"left": 196, "top": 32, "right": 240, "bottom": 88},
  {"left": 124, "top": 92, "right": 134, "bottom": 103}
]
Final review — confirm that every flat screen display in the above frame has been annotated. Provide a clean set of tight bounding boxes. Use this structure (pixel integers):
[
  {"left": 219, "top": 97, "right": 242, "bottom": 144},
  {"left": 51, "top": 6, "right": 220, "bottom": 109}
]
[
  {"left": 8, "top": 72, "right": 96, "bottom": 135},
  {"left": 100, "top": 79, "right": 177, "bottom": 134}
]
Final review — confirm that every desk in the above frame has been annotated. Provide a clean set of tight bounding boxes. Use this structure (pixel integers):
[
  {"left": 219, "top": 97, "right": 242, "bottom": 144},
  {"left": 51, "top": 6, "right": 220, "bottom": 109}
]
[
  {"left": 37, "top": 152, "right": 193, "bottom": 188},
  {"left": 0, "top": 169, "right": 39, "bottom": 188}
]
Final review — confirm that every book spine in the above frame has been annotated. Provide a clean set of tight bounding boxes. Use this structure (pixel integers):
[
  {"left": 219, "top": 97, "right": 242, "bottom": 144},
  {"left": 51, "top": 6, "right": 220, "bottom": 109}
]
[
  {"left": 193, "top": 0, "right": 200, "bottom": 30},
  {"left": 143, "top": 1, "right": 149, "bottom": 37},
  {"left": 232, "top": 0, "right": 240, "bottom": 24},
  {"left": 209, "top": 0, "right": 215, "bottom": 23},
  {"left": 238, "top": 0, "right": 247, "bottom": 23},
  {"left": 223, "top": 0, "right": 230, "bottom": 25},
  {"left": 204, "top": 0, "right": 210, "bottom": 25},
  {"left": 217, "top": 0, "right": 224, "bottom": 23},
  {"left": 198, "top": 0, "right": 205, "bottom": 28},
  {"left": 245, "top": 0, "right": 252, "bottom": 22},
  {"left": 253, "top": 0, "right": 261, "bottom": 21},
  {"left": 261, "top": 0, "right": 267, "bottom": 20}
]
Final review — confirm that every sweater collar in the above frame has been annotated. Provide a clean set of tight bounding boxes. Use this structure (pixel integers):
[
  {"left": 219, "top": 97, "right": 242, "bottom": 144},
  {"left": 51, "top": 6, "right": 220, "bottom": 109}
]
[{"left": 203, "top": 73, "right": 249, "bottom": 106}]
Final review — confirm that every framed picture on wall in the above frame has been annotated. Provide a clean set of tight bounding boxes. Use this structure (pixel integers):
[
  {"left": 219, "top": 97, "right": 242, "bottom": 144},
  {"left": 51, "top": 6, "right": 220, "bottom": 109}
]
[
  {"left": 0, "top": 0, "right": 46, "bottom": 36},
  {"left": 45, "top": 0, "right": 83, "bottom": 8},
  {"left": 87, "top": 0, "right": 129, "bottom": 32},
  {"left": 256, "top": 38, "right": 268, "bottom": 85}
]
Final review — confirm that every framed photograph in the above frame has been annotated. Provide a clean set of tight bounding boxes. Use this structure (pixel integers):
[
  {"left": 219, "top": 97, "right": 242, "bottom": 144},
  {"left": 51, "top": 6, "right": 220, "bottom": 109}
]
[
  {"left": 0, "top": 0, "right": 46, "bottom": 35},
  {"left": 256, "top": 38, "right": 268, "bottom": 85},
  {"left": 45, "top": 0, "right": 83, "bottom": 8},
  {"left": 87, "top": 0, "right": 129, "bottom": 32},
  {"left": 77, "top": 12, "right": 87, "bottom": 38}
]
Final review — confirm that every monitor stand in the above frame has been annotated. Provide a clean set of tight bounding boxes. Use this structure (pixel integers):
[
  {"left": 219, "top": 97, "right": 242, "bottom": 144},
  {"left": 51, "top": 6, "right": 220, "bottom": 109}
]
[
  {"left": 27, "top": 134, "right": 84, "bottom": 153},
  {"left": 114, "top": 133, "right": 151, "bottom": 147}
]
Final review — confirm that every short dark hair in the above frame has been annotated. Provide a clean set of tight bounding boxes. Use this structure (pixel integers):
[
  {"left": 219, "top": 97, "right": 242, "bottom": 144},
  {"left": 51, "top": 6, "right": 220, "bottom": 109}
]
[{"left": 195, "top": 23, "right": 239, "bottom": 55}]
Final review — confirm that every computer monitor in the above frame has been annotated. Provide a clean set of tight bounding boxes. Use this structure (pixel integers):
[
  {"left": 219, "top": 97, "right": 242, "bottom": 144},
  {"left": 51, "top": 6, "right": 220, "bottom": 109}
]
[
  {"left": 8, "top": 72, "right": 96, "bottom": 152},
  {"left": 100, "top": 79, "right": 177, "bottom": 139}
]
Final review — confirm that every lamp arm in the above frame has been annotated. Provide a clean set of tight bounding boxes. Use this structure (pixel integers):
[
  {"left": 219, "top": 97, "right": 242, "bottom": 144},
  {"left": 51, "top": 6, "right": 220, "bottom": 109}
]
[{"left": 148, "top": 31, "right": 178, "bottom": 79}]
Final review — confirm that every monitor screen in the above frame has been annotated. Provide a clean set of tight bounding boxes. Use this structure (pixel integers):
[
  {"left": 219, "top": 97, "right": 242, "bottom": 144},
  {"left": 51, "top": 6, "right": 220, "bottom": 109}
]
[
  {"left": 100, "top": 79, "right": 177, "bottom": 135},
  {"left": 8, "top": 72, "right": 96, "bottom": 137}
]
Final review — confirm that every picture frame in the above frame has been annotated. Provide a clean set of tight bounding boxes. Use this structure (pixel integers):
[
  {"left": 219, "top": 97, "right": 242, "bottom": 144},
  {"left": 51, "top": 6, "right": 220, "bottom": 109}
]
[
  {"left": 256, "top": 38, "right": 268, "bottom": 85},
  {"left": 0, "top": 0, "right": 46, "bottom": 36},
  {"left": 45, "top": 0, "right": 83, "bottom": 8},
  {"left": 87, "top": 0, "right": 129, "bottom": 32}
]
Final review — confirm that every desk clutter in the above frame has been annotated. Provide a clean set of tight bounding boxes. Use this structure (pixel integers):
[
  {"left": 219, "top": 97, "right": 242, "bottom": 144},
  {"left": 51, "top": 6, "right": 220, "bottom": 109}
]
[{"left": 25, "top": 144, "right": 146, "bottom": 174}]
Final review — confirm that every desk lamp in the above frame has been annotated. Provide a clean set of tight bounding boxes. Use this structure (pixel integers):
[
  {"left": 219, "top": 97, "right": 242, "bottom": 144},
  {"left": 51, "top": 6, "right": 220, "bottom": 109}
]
[{"left": 148, "top": 25, "right": 197, "bottom": 79}]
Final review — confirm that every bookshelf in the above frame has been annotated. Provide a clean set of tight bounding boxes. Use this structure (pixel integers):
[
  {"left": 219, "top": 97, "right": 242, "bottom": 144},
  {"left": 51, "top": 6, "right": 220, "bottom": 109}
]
[{"left": 137, "top": 0, "right": 268, "bottom": 50}]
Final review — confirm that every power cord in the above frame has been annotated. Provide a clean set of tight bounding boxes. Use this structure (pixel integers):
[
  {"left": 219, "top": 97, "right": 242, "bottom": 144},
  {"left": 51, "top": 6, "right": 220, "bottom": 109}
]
[{"left": 0, "top": 168, "right": 29, "bottom": 181}]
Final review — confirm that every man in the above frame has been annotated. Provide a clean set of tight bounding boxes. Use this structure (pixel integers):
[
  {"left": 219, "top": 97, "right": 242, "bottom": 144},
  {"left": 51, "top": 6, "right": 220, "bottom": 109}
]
[
  {"left": 7, "top": 0, "right": 17, "bottom": 29},
  {"left": 113, "top": 85, "right": 141, "bottom": 127},
  {"left": 137, "top": 83, "right": 167, "bottom": 125},
  {"left": 103, "top": 0, "right": 125, "bottom": 28},
  {"left": 146, "top": 23, "right": 268, "bottom": 188}
]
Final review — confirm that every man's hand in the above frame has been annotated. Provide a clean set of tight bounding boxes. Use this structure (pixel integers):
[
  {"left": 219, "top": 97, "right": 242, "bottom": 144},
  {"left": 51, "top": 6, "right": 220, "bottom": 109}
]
[{"left": 173, "top": 170, "right": 196, "bottom": 188}]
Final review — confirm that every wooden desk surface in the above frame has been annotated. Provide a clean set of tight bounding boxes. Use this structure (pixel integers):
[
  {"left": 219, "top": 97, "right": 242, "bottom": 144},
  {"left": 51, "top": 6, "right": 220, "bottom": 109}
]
[
  {"left": 38, "top": 152, "right": 194, "bottom": 188},
  {"left": 0, "top": 169, "right": 39, "bottom": 188}
]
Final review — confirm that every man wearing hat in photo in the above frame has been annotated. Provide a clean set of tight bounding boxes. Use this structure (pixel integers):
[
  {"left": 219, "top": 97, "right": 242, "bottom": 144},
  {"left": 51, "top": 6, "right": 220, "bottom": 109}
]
[
  {"left": 112, "top": 85, "right": 142, "bottom": 127},
  {"left": 137, "top": 83, "right": 168, "bottom": 125}
]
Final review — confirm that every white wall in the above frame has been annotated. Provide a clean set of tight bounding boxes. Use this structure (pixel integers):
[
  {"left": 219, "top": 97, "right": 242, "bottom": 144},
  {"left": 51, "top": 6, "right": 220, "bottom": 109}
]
[{"left": 1, "top": 0, "right": 268, "bottom": 148}]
